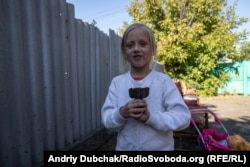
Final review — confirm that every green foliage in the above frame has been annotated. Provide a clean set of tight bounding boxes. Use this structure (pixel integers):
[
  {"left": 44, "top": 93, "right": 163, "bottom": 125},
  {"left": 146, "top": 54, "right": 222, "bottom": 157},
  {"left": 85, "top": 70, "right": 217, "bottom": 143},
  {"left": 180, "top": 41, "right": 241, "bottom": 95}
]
[
  {"left": 239, "top": 41, "right": 250, "bottom": 60},
  {"left": 123, "top": 0, "right": 249, "bottom": 96}
]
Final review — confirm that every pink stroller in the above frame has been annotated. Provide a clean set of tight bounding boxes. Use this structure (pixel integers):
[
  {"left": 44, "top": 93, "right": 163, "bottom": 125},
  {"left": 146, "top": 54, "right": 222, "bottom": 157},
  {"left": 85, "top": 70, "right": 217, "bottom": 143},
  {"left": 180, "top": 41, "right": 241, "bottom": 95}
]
[{"left": 190, "top": 108, "right": 232, "bottom": 151}]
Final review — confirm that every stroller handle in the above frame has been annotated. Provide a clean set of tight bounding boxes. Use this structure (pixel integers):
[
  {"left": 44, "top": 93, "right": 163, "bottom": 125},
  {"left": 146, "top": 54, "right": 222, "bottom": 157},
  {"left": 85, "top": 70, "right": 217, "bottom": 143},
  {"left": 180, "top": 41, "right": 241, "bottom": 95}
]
[{"left": 189, "top": 108, "right": 230, "bottom": 136}]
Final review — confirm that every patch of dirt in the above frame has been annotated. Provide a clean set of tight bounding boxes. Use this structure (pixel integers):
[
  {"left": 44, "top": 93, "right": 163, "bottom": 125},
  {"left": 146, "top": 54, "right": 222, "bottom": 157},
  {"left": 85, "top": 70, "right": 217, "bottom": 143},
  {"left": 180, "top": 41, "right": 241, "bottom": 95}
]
[{"left": 70, "top": 129, "right": 117, "bottom": 151}]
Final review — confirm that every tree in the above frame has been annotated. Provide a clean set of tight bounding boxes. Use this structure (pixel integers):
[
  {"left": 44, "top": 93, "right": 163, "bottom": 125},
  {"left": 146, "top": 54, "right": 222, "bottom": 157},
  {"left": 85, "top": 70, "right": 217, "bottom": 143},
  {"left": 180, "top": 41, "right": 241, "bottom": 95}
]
[
  {"left": 239, "top": 41, "right": 250, "bottom": 60},
  {"left": 123, "top": 0, "right": 249, "bottom": 96}
]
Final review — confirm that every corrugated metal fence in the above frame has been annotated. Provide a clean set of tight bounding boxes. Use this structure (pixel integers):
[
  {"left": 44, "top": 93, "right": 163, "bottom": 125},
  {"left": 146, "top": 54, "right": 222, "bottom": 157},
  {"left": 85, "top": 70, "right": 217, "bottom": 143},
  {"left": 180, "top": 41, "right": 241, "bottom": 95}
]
[
  {"left": 218, "top": 61, "right": 250, "bottom": 95},
  {"left": 0, "top": 0, "right": 123, "bottom": 166}
]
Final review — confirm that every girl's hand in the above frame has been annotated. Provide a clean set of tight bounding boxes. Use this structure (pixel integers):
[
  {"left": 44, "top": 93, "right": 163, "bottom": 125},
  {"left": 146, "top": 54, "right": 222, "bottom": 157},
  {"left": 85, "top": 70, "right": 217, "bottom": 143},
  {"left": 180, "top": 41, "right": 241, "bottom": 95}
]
[
  {"left": 136, "top": 108, "right": 150, "bottom": 123},
  {"left": 119, "top": 99, "right": 149, "bottom": 120}
]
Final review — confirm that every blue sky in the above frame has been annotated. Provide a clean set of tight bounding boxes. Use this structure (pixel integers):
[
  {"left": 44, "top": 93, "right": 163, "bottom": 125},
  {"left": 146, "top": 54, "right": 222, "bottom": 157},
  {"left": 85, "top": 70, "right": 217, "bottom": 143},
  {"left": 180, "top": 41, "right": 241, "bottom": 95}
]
[
  {"left": 66, "top": 0, "right": 249, "bottom": 39},
  {"left": 66, "top": 0, "right": 132, "bottom": 34}
]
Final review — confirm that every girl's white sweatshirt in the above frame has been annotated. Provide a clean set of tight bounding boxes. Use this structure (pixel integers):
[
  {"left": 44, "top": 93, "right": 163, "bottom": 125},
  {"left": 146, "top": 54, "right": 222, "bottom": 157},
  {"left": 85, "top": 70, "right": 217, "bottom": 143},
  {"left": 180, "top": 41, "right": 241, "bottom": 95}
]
[{"left": 101, "top": 69, "right": 191, "bottom": 150}]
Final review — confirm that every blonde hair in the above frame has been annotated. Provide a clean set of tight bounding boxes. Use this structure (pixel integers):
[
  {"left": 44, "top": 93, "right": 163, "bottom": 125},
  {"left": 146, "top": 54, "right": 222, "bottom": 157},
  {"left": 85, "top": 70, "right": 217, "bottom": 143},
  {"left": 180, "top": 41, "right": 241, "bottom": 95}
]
[{"left": 120, "top": 23, "right": 158, "bottom": 72}]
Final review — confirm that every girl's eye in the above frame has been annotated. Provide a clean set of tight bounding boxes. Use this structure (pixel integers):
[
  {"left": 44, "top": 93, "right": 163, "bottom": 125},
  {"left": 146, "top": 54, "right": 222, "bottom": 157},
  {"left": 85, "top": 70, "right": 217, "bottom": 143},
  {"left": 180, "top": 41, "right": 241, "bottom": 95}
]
[{"left": 126, "top": 43, "right": 134, "bottom": 48}]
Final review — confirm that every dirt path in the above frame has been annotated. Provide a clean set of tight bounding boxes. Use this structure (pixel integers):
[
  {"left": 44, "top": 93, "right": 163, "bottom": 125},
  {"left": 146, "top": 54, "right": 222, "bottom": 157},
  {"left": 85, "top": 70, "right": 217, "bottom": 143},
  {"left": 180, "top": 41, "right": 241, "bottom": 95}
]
[{"left": 71, "top": 95, "right": 250, "bottom": 151}]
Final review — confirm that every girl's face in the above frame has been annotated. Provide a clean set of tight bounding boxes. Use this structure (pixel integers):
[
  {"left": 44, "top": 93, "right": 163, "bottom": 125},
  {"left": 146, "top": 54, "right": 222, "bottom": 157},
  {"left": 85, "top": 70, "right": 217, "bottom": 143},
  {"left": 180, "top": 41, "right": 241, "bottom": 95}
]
[{"left": 124, "top": 27, "right": 153, "bottom": 70}]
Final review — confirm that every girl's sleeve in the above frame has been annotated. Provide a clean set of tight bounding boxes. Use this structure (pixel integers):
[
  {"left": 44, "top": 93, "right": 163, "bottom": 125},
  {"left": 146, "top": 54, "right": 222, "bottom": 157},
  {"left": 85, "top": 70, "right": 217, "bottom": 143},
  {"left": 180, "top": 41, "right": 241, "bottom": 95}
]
[
  {"left": 101, "top": 80, "right": 126, "bottom": 132},
  {"left": 145, "top": 78, "right": 191, "bottom": 132}
]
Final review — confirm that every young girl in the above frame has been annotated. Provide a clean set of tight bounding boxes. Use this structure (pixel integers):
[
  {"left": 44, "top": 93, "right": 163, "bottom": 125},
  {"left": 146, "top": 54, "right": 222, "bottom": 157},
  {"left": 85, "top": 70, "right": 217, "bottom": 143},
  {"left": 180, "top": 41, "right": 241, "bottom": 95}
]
[{"left": 101, "top": 23, "right": 191, "bottom": 151}]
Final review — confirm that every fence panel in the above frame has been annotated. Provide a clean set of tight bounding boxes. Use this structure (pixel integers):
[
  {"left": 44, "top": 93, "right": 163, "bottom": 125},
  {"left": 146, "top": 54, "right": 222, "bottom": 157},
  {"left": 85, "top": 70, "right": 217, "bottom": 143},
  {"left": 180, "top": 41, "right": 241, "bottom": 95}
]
[
  {"left": 218, "top": 61, "right": 250, "bottom": 96},
  {"left": 66, "top": 3, "right": 80, "bottom": 143}
]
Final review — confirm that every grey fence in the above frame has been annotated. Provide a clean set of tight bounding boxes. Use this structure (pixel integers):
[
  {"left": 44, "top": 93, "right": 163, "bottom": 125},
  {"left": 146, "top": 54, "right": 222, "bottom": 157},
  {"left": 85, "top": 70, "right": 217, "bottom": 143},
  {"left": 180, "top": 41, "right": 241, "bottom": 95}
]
[{"left": 0, "top": 0, "right": 123, "bottom": 166}]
